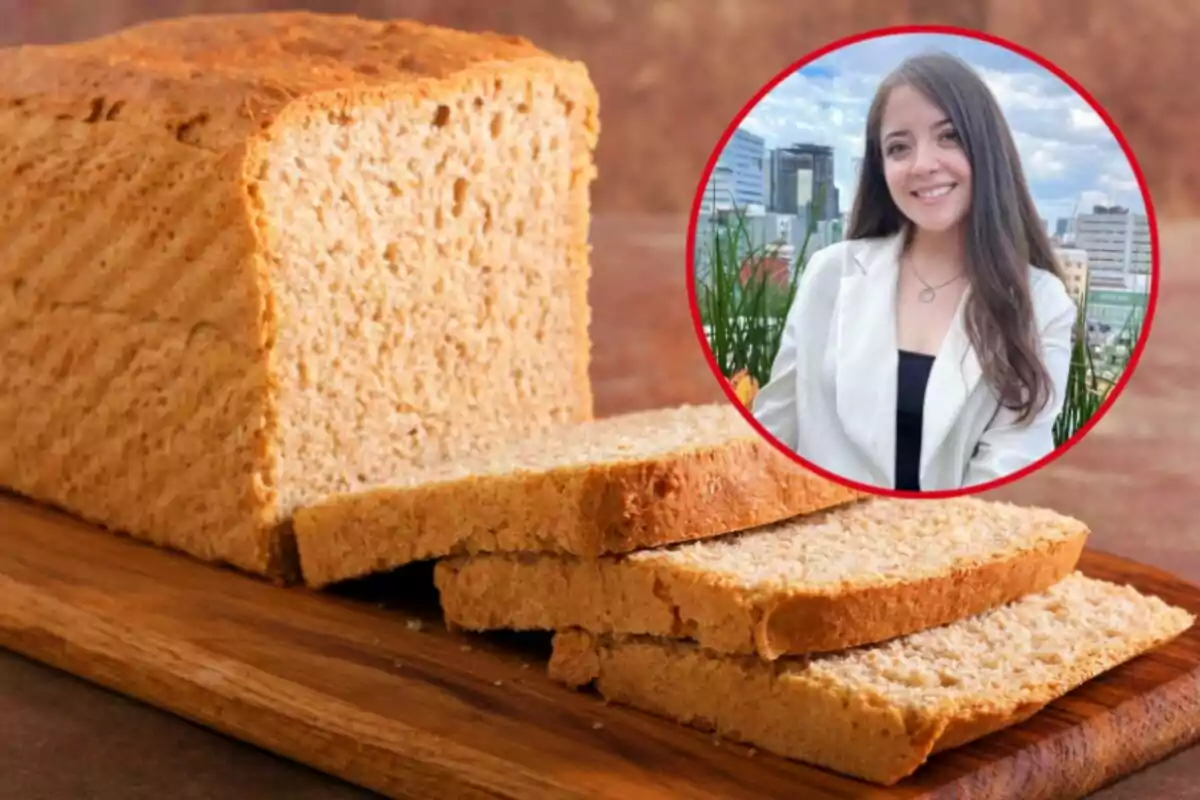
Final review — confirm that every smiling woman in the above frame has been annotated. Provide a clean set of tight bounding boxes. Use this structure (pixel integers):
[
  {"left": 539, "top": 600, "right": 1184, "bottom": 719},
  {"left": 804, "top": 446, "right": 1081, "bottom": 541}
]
[
  {"left": 692, "top": 29, "right": 1156, "bottom": 498},
  {"left": 750, "top": 51, "right": 1078, "bottom": 494}
]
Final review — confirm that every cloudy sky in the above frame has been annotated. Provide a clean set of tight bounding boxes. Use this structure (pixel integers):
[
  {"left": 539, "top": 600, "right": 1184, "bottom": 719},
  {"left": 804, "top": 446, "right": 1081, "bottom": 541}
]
[{"left": 736, "top": 33, "right": 1145, "bottom": 225}]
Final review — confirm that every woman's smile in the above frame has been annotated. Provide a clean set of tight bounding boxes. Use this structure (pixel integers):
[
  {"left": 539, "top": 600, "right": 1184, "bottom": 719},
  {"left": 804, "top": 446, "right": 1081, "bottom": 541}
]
[{"left": 911, "top": 183, "right": 958, "bottom": 202}]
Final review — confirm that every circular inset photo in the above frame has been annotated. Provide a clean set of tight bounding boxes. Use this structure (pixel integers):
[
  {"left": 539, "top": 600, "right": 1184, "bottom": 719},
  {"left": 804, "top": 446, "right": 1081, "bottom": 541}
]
[{"left": 689, "top": 26, "right": 1157, "bottom": 498}]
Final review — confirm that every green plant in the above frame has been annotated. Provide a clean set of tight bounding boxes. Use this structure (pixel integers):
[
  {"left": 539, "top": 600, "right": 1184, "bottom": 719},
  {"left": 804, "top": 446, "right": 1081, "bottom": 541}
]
[
  {"left": 1051, "top": 272, "right": 1148, "bottom": 447},
  {"left": 696, "top": 186, "right": 824, "bottom": 390},
  {"left": 1052, "top": 293, "right": 1104, "bottom": 448}
]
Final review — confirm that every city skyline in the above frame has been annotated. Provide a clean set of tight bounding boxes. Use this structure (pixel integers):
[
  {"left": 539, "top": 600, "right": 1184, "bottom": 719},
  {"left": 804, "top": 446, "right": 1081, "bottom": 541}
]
[{"left": 734, "top": 33, "right": 1146, "bottom": 224}]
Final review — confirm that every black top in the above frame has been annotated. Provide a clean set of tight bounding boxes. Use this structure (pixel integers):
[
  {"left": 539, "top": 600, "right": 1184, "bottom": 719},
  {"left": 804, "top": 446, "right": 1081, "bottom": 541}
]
[{"left": 895, "top": 350, "right": 935, "bottom": 492}]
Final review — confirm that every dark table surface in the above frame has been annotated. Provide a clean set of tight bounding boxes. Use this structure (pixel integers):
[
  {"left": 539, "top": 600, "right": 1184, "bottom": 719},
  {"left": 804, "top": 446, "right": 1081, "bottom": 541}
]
[{"left": 3, "top": 214, "right": 1200, "bottom": 799}]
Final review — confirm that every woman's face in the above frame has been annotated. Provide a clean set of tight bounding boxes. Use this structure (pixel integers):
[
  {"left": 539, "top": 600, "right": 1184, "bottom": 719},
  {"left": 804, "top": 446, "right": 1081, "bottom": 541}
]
[{"left": 878, "top": 84, "right": 972, "bottom": 234}]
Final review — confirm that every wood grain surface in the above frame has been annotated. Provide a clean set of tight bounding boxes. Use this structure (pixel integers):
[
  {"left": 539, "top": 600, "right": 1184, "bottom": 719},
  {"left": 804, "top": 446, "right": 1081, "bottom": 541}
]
[
  {"left": 0, "top": 482, "right": 1190, "bottom": 800},
  {"left": 0, "top": 487, "right": 1197, "bottom": 800}
]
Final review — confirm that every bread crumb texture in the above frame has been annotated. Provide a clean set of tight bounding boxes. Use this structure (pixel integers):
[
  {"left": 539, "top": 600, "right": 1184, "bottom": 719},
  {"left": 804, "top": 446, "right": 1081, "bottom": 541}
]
[
  {"left": 351, "top": 403, "right": 763, "bottom": 484},
  {"left": 0, "top": 12, "right": 598, "bottom": 578},
  {"left": 549, "top": 573, "right": 1195, "bottom": 785},
  {"left": 437, "top": 496, "right": 1090, "bottom": 657},
  {"left": 631, "top": 497, "right": 1085, "bottom": 588},
  {"left": 293, "top": 403, "right": 864, "bottom": 587}
]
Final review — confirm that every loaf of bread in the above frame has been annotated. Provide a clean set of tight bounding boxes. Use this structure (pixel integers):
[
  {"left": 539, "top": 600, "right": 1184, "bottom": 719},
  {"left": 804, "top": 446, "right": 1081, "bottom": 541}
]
[
  {"left": 294, "top": 403, "right": 861, "bottom": 587},
  {"left": 436, "top": 497, "right": 1089, "bottom": 658},
  {"left": 549, "top": 573, "right": 1195, "bottom": 785},
  {"left": 0, "top": 13, "right": 598, "bottom": 579}
]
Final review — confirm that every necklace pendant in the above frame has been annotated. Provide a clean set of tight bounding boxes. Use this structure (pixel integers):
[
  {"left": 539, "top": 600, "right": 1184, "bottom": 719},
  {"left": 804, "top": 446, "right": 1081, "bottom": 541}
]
[{"left": 918, "top": 287, "right": 937, "bottom": 303}]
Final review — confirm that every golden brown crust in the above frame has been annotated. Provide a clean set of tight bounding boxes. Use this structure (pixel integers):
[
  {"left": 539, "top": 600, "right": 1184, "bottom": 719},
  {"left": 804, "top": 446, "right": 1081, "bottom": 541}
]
[
  {"left": 583, "top": 436, "right": 864, "bottom": 555},
  {"left": 435, "top": 517, "right": 1088, "bottom": 658},
  {"left": 0, "top": 13, "right": 557, "bottom": 153},
  {"left": 0, "top": 129, "right": 281, "bottom": 575},
  {"left": 549, "top": 582, "right": 1196, "bottom": 786},
  {"left": 294, "top": 435, "right": 861, "bottom": 588},
  {"left": 548, "top": 629, "right": 942, "bottom": 785},
  {"left": 754, "top": 531, "right": 1089, "bottom": 659},
  {"left": 0, "top": 13, "right": 596, "bottom": 580},
  {"left": 929, "top": 700, "right": 1047, "bottom": 755}
]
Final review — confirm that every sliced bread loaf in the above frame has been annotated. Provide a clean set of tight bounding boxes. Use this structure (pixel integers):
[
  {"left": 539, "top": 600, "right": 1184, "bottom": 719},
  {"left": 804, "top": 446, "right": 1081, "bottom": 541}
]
[
  {"left": 436, "top": 497, "right": 1089, "bottom": 658},
  {"left": 294, "top": 403, "right": 861, "bottom": 587},
  {"left": 549, "top": 573, "right": 1195, "bottom": 785},
  {"left": 0, "top": 13, "right": 598, "bottom": 579}
]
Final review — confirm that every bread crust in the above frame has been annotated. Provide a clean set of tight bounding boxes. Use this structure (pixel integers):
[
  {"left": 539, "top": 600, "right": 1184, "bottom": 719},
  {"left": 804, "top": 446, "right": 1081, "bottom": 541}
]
[
  {"left": 0, "top": 13, "right": 597, "bottom": 579},
  {"left": 0, "top": 13, "right": 562, "bottom": 151},
  {"left": 295, "top": 431, "right": 862, "bottom": 587},
  {"left": 548, "top": 578, "right": 1196, "bottom": 785},
  {"left": 436, "top": 509, "right": 1088, "bottom": 658},
  {"left": 753, "top": 531, "right": 1087, "bottom": 658}
]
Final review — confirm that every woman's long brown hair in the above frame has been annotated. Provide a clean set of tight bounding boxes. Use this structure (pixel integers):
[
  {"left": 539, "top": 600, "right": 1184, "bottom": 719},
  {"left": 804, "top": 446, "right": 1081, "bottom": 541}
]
[{"left": 847, "top": 51, "right": 1069, "bottom": 423}]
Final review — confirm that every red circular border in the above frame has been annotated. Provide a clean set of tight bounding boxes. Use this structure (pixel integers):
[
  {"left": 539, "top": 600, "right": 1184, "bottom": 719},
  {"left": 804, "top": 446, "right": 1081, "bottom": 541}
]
[{"left": 686, "top": 24, "right": 1161, "bottom": 500}]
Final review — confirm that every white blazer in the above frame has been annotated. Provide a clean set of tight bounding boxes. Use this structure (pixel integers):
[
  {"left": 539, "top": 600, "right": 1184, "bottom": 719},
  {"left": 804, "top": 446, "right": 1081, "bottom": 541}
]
[{"left": 751, "top": 232, "right": 1078, "bottom": 492}]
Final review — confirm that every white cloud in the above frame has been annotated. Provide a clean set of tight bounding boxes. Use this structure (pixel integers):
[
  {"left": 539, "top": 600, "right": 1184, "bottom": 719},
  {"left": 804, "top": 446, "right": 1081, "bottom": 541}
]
[
  {"left": 1026, "top": 147, "right": 1068, "bottom": 181},
  {"left": 979, "top": 68, "right": 1064, "bottom": 113},
  {"left": 1101, "top": 175, "right": 1138, "bottom": 192},
  {"left": 1070, "top": 107, "right": 1105, "bottom": 132},
  {"left": 726, "top": 32, "right": 1148, "bottom": 222},
  {"left": 1079, "top": 190, "right": 1113, "bottom": 209}
]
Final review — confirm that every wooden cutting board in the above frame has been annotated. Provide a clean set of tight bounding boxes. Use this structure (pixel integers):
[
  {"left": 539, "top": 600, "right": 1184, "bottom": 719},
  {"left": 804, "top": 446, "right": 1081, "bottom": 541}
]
[{"left": 1, "top": 491, "right": 1198, "bottom": 800}]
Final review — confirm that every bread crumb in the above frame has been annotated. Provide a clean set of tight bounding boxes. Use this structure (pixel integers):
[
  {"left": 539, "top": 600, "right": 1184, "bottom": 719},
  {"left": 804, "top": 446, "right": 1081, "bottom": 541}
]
[
  {"left": 436, "top": 495, "right": 1089, "bottom": 662},
  {"left": 560, "top": 572, "right": 1196, "bottom": 788},
  {"left": 494, "top": 679, "right": 503, "bottom": 687},
  {"left": 592, "top": 721, "right": 604, "bottom": 730},
  {"left": 406, "top": 619, "right": 423, "bottom": 632},
  {"left": 521, "top": 662, "right": 530, "bottom": 669},
  {"left": 460, "top": 644, "right": 473, "bottom": 652}
]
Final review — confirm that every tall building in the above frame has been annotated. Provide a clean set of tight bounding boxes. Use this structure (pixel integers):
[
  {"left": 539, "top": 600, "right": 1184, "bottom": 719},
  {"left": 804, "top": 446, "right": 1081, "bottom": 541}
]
[
  {"left": 698, "top": 165, "right": 737, "bottom": 214},
  {"left": 849, "top": 156, "right": 864, "bottom": 211},
  {"left": 762, "top": 150, "right": 774, "bottom": 212},
  {"left": 1074, "top": 206, "right": 1151, "bottom": 288},
  {"left": 769, "top": 143, "right": 839, "bottom": 221},
  {"left": 1055, "top": 217, "right": 1070, "bottom": 238},
  {"left": 708, "top": 127, "right": 766, "bottom": 212},
  {"left": 1054, "top": 248, "right": 1089, "bottom": 304},
  {"left": 1058, "top": 210, "right": 1150, "bottom": 343},
  {"left": 767, "top": 149, "right": 791, "bottom": 212}
]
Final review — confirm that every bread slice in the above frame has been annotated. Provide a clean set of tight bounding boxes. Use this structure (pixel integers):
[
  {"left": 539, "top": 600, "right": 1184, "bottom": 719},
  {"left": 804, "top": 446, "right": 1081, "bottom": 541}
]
[
  {"left": 436, "top": 497, "right": 1089, "bottom": 659},
  {"left": 293, "top": 403, "right": 861, "bottom": 587},
  {"left": 0, "top": 13, "right": 597, "bottom": 579},
  {"left": 549, "top": 573, "right": 1195, "bottom": 786}
]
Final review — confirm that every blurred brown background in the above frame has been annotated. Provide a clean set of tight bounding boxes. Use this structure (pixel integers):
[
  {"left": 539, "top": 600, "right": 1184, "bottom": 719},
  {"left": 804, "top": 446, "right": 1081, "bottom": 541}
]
[
  {"left": 2, "top": 2, "right": 1200, "bottom": 798},
  {"left": 3, "top": 0, "right": 1198, "bottom": 218}
]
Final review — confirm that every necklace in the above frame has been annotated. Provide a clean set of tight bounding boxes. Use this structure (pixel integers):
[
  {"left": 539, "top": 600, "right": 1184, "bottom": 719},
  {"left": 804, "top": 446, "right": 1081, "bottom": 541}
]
[{"left": 907, "top": 258, "right": 964, "bottom": 303}]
